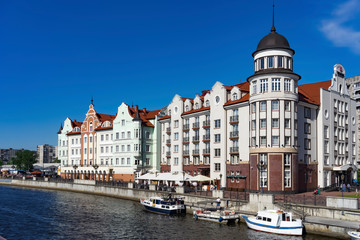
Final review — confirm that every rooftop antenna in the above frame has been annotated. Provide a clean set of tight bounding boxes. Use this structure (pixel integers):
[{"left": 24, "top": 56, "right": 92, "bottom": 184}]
[{"left": 271, "top": 1, "right": 276, "bottom": 32}]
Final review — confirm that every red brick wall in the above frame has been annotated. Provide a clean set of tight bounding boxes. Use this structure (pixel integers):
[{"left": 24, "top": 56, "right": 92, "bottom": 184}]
[
  {"left": 113, "top": 174, "right": 134, "bottom": 182},
  {"left": 226, "top": 163, "right": 250, "bottom": 189},
  {"left": 269, "top": 154, "right": 282, "bottom": 191},
  {"left": 160, "top": 165, "right": 171, "bottom": 172},
  {"left": 250, "top": 154, "right": 258, "bottom": 191},
  {"left": 292, "top": 154, "right": 298, "bottom": 191},
  {"left": 184, "top": 165, "right": 210, "bottom": 176}
]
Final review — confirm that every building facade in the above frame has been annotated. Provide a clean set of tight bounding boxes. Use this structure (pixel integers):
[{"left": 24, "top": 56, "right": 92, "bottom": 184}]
[
  {"left": 36, "top": 144, "right": 57, "bottom": 164},
  {"left": 159, "top": 24, "right": 358, "bottom": 192},
  {"left": 58, "top": 101, "right": 164, "bottom": 181}
]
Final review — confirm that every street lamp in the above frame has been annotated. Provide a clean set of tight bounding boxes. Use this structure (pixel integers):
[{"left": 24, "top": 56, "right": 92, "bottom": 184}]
[
  {"left": 257, "top": 160, "right": 267, "bottom": 194},
  {"left": 73, "top": 165, "right": 78, "bottom": 179},
  {"left": 219, "top": 173, "right": 222, "bottom": 189}
]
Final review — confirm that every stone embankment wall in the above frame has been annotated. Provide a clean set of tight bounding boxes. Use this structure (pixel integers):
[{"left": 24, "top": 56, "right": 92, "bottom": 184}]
[{"left": 1, "top": 179, "right": 359, "bottom": 239}]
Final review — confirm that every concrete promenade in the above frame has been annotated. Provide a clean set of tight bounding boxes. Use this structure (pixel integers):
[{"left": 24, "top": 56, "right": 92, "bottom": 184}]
[{"left": 0, "top": 178, "right": 359, "bottom": 239}]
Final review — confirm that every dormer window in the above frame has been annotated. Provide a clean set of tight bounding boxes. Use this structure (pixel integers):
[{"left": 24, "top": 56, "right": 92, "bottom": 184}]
[
  {"left": 195, "top": 103, "right": 199, "bottom": 109},
  {"left": 185, "top": 105, "right": 189, "bottom": 112},
  {"left": 268, "top": 56, "right": 274, "bottom": 68},
  {"left": 205, "top": 100, "right": 210, "bottom": 107},
  {"left": 233, "top": 93, "right": 238, "bottom": 100}
]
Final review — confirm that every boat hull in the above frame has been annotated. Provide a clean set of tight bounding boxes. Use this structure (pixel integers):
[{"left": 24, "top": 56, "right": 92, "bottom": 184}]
[
  {"left": 242, "top": 215, "right": 303, "bottom": 236},
  {"left": 143, "top": 204, "right": 186, "bottom": 215},
  {"left": 348, "top": 231, "right": 360, "bottom": 240}
]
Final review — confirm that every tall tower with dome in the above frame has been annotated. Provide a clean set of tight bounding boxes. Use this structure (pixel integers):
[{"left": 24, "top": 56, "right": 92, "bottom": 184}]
[{"left": 247, "top": 7, "right": 301, "bottom": 192}]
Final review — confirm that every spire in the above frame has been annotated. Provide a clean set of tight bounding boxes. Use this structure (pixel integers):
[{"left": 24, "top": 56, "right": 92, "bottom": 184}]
[
  {"left": 91, "top": 96, "right": 94, "bottom": 106},
  {"left": 271, "top": 2, "right": 276, "bottom": 32},
  {"left": 57, "top": 123, "right": 63, "bottom": 134}
]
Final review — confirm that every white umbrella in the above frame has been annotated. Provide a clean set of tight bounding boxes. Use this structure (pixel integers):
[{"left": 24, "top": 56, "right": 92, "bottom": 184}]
[{"left": 190, "top": 174, "right": 212, "bottom": 182}]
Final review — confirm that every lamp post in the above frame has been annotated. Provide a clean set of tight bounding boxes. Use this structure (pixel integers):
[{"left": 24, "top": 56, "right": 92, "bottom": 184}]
[
  {"left": 219, "top": 173, "right": 222, "bottom": 189},
  {"left": 341, "top": 173, "right": 345, "bottom": 215},
  {"left": 93, "top": 164, "right": 99, "bottom": 181},
  {"left": 257, "top": 160, "right": 267, "bottom": 194},
  {"left": 73, "top": 165, "right": 78, "bottom": 179}
]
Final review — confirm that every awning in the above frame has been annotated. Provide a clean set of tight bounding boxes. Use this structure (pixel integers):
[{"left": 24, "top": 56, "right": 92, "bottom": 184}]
[
  {"left": 333, "top": 164, "right": 357, "bottom": 171},
  {"left": 137, "top": 172, "right": 192, "bottom": 181}
]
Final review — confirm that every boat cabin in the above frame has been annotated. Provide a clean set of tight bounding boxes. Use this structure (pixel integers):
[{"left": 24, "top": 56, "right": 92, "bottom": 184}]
[{"left": 255, "top": 210, "right": 294, "bottom": 226}]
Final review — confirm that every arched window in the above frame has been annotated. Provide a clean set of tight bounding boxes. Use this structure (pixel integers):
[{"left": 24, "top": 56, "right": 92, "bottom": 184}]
[
  {"left": 233, "top": 93, "right": 238, "bottom": 100},
  {"left": 89, "top": 122, "right": 93, "bottom": 131}
]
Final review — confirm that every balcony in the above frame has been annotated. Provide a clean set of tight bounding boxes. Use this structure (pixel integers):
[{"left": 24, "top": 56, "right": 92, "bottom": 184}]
[
  {"left": 203, "top": 149, "right": 210, "bottom": 155},
  {"left": 192, "top": 149, "right": 200, "bottom": 155},
  {"left": 166, "top": 127, "right": 171, "bottom": 134},
  {"left": 203, "top": 120, "right": 210, "bottom": 128},
  {"left": 230, "top": 115, "right": 239, "bottom": 123},
  {"left": 230, "top": 131, "right": 239, "bottom": 138},
  {"left": 203, "top": 134, "right": 210, "bottom": 141},
  {"left": 192, "top": 136, "right": 200, "bottom": 142},
  {"left": 183, "top": 124, "right": 189, "bottom": 131},
  {"left": 166, "top": 151, "right": 171, "bottom": 157},
  {"left": 183, "top": 137, "right": 189, "bottom": 143},
  {"left": 166, "top": 139, "right": 171, "bottom": 146},
  {"left": 230, "top": 147, "right": 239, "bottom": 153},
  {"left": 183, "top": 150, "right": 190, "bottom": 156},
  {"left": 192, "top": 122, "right": 200, "bottom": 129}
]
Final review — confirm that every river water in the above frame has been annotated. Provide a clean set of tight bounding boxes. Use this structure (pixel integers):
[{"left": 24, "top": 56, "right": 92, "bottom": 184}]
[{"left": 0, "top": 186, "right": 336, "bottom": 240}]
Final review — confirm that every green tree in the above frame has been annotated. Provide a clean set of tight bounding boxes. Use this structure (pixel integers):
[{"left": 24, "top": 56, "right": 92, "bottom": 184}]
[
  {"left": 0, "top": 160, "right": 3, "bottom": 166},
  {"left": 53, "top": 157, "right": 61, "bottom": 163},
  {"left": 12, "top": 150, "right": 37, "bottom": 171}
]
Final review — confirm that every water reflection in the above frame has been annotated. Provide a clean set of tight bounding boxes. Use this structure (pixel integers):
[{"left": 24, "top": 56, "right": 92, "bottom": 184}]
[{"left": 0, "top": 186, "right": 336, "bottom": 240}]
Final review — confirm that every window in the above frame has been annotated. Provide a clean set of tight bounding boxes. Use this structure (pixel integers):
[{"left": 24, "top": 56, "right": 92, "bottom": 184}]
[
  {"left": 284, "top": 101, "right": 290, "bottom": 111},
  {"left": 146, "top": 145, "right": 150, "bottom": 152},
  {"left": 304, "top": 123, "right": 311, "bottom": 134},
  {"left": 251, "top": 137, "right": 256, "bottom": 146},
  {"left": 304, "top": 107, "right": 311, "bottom": 118},
  {"left": 284, "top": 78, "right": 291, "bottom": 92},
  {"left": 215, "top": 163, "right": 221, "bottom": 171},
  {"left": 260, "top": 57, "right": 264, "bottom": 69},
  {"left": 127, "top": 158, "right": 130, "bottom": 165},
  {"left": 268, "top": 56, "right": 274, "bottom": 68},
  {"left": 89, "top": 136, "right": 93, "bottom": 143},
  {"left": 260, "top": 79, "right": 268, "bottom": 93},
  {"left": 324, "top": 126, "right": 329, "bottom": 139},
  {"left": 214, "top": 149, "right": 221, "bottom": 157},
  {"left": 174, "top": 157, "right": 179, "bottom": 165},
  {"left": 260, "top": 101, "right": 266, "bottom": 111},
  {"left": 304, "top": 154, "right": 311, "bottom": 164},
  {"left": 285, "top": 119, "right": 290, "bottom": 128},
  {"left": 205, "top": 100, "right": 210, "bottom": 107},
  {"left": 260, "top": 136, "right": 266, "bottom": 146},
  {"left": 272, "top": 136, "right": 279, "bottom": 145},
  {"left": 259, "top": 154, "right": 267, "bottom": 187},
  {"left": 252, "top": 103, "right": 256, "bottom": 113},
  {"left": 272, "top": 118, "right": 279, "bottom": 128},
  {"left": 195, "top": 103, "right": 199, "bottom": 109},
  {"left": 127, "top": 131, "right": 131, "bottom": 138},
  {"left": 214, "top": 119, "right": 221, "bottom": 128},
  {"left": 233, "top": 92, "right": 238, "bottom": 100},
  {"left": 127, "top": 145, "right": 130, "bottom": 152},
  {"left": 121, "top": 145, "right": 124, "bottom": 152},
  {"left": 145, "top": 131, "right": 150, "bottom": 139},
  {"left": 101, "top": 147, "right": 104, "bottom": 153},
  {"left": 121, "top": 132, "right": 125, "bottom": 139},
  {"left": 106, "top": 134, "right": 109, "bottom": 141},
  {"left": 284, "top": 170, "right": 291, "bottom": 188},
  {"left": 272, "top": 100, "right": 279, "bottom": 111},
  {"left": 84, "top": 136, "right": 87, "bottom": 143},
  {"left": 215, "top": 134, "right": 221, "bottom": 143},
  {"left": 121, "top": 120, "right": 125, "bottom": 126},
  {"left": 304, "top": 138, "right": 311, "bottom": 150},
  {"left": 121, "top": 158, "right": 124, "bottom": 165},
  {"left": 174, "top": 145, "right": 179, "bottom": 153},
  {"left": 252, "top": 120, "right": 256, "bottom": 130},
  {"left": 174, "top": 120, "right": 179, "bottom": 128},
  {"left": 116, "top": 132, "right": 119, "bottom": 139},
  {"left": 115, "top": 145, "right": 119, "bottom": 152},
  {"left": 287, "top": 57, "right": 292, "bottom": 69},
  {"left": 174, "top": 132, "right": 179, "bottom": 140},
  {"left": 101, "top": 135, "right": 104, "bottom": 141},
  {"left": 285, "top": 136, "right": 290, "bottom": 146},
  {"left": 324, "top": 141, "right": 329, "bottom": 154},
  {"left": 278, "top": 56, "right": 283, "bottom": 68},
  {"left": 89, "top": 122, "right": 93, "bottom": 131},
  {"left": 260, "top": 119, "right": 266, "bottom": 129},
  {"left": 253, "top": 81, "right": 257, "bottom": 94},
  {"left": 272, "top": 78, "right": 280, "bottom": 91}
]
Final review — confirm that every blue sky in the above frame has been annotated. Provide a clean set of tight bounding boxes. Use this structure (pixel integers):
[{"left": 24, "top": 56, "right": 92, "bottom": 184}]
[{"left": 1, "top": 0, "right": 360, "bottom": 150}]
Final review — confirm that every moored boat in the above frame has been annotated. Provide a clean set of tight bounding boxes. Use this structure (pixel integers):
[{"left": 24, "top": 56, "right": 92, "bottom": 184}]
[
  {"left": 193, "top": 207, "right": 240, "bottom": 224},
  {"left": 348, "top": 231, "right": 360, "bottom": 240},
  {"left": 140, "top": 196, "right": 186, "bottom": 215},
  {"left": 242, "top": 209, "right": 303, "bottom": 236}
]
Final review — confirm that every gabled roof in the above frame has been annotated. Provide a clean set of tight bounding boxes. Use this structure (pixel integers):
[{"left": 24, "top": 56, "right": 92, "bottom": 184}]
[
  {"left": 225, "top": 81, "right": 250, "bottom": 92},
  {"left": 71, "top": 120, "right": 82, "bottom": 128},
  {"left": 96, "top": 113, "right": 116, "bottom": 123},
  {"left": 224, "top": 93, "right": 250, "bottom": 106},
  {"left": 95, "top": 126, "right": 113, "bottom": 131},
  {"left": 158, "top": 115, "right": 171, "bottom": 121},
  {"left": 127, "top": 105, "right": 162, "bottom": 127},
  {"left": 298, "top": 80, "right": 331, "bottom": 105}
]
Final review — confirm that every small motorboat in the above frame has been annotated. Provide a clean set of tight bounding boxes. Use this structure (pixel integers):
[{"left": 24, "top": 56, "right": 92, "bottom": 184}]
[
  {"left": 193, "top": 207, "right": 240, "bottom": 224},
  {"left": 140, "top": 196, "right": 186, "bottom": 215},
  {"left": 242, "top": 209, "right": 303, "bottom": 236},
  {"left": 348, "top": 231, "right": 360, "bottom": 240}
]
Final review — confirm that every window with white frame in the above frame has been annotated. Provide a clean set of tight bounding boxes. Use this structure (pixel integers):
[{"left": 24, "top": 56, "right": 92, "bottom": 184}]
[
  {"left": 146, "top": 145, "right": 150, "bottom": 152},
  {"left": 174, "top": 120, "right": 179, "bottom": 128},
  {"left": 260, "top": 79, "right": 268, "bottom": 93},
  {"left": 252, "top": 120, "right": 256, "bottom": 130},
  {"left": 174, "top": 157, "right": 179, "bottom": 165},
  {"left": 260, "top": 101, "right": 266, "bottom": 111},
  {"left": 259, "top": 154, "right": 267, "bottom": 187},
  {"left": 251, "top": 137, "right": 256, "bottom": 146},
  {"left": 268, "top": 56, "right": 274, "bottom": 68},
  {"left": 174, "top": 145, "right": 179, "bottom": 153},
  {"left": 284, "top": 78, "right": 291, "bottom": 92},
  {"left": 253, "top": 80, "right": 257, "bottom": 94},
  {"left": 304, "top": 122, "right": 311, "bottom": 134},
  {"left": 278, "top": 56, "right": 283, "bottom": 68},
  {"left": 272, "top": 118, "right": 279, "bottom": 128},
  {"left": 272, "top": 136, "right": 279, "bottom": 145},
  {"left": 260, "top": 57, "right": 265, "bottom": 69},
  {"left": 304, "top": 138, "right": 311, "bottom": 150},
  {"left": 272, "top": 78, "right": 280, "bottom": 91},
  {"left": 260, "top": 136, "right": 266, "bottom": 146},
  {"left": 285, "top": 136, "right": 290, "bottom": 146},
  {"left": 215, "top": 134, "right": 221, "bottom": 143},
  {"left": 121, "top": 120, "right": 125, "bottom": 126},
  {"left": 174, "top": 132, "right": 179, "bottom": 140},
  {"left": 214, "top": 119, "right": 221, "bottom": 128},
  {"left": 215, "top": 163, "right": 221, "bottom": 171},
  {"left": 285, "top": 101, "right": 290, "bottom": 111},
  {"left": 214, "top": 148, "right": 221, "bottom": 157},
  {"left": 260, "top": 119, "right": 266, "bottom": 129},
  {"left": 252, "top": 103, "right": 256, "bottom": 113},
  {"left": 272, "top": 100, "right": 279, "bottom": 111},
  {"left": 127, "top": 158, "right": 130, "bottom": 165},
  {"left": 285, "top": 119, "right": 290, "bottom": 128}
]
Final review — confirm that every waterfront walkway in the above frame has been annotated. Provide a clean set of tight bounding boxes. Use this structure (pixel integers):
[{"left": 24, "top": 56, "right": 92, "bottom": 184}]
[{"left": 305, "top": 215, "right": 360, "bottom": 230}]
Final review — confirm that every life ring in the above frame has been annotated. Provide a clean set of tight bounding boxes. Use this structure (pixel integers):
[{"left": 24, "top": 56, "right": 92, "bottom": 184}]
[
  {"left": 196, "top": 210, "right": 201, "bottom": 214},
  {"left": 219, "top": 217, "right": 223, "bottom": 222},
  {"left": 194, "top": 214, "right": 198, "bottom": 220}
]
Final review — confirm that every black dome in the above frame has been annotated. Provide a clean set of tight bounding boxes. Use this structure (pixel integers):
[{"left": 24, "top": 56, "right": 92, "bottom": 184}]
[{"left": 253, "top": 30, "right": 294, "bottom": 56}]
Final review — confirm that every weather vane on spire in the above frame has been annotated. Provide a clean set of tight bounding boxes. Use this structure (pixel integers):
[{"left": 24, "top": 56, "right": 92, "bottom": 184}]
[
  {"left": 91, "top": 96, "right": 94, "bottom": 105},
  {"left": 271, "top": 1, "right": 276, "bottom": 32}
]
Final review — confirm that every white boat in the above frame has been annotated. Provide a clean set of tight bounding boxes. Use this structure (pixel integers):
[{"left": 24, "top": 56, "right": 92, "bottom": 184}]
[
  {"left": 348, "top": 231, "right": 360, "bottom": 240},
  {"left": 140, "top": 196, "right": 186, "bottom": 215},
  {"left": 193, "top": 207, "right": 240, "bottom": 224},
  {"left": 242, "top": 209, "right": 303, "bottom": 236}
]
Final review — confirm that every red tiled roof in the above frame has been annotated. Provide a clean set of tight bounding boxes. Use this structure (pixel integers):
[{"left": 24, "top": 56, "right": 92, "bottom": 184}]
[
  {"left": 127, "top": 105, "right": 163, "bottom": 127},
  {"left": 159, "top": 115, "right": 171, "bottom": 121},
  {"left": 66, "top": 131, "right": 81, "bottom": 135},
  {"left": 95, "top": 126, "right": 113, "bottom": 131},
  {"left": 71, "top": 119, "right": 82, "bottom": 128},
  {"left": 96, "top": 113, "right": 116, "bottom": 123},
  {"left": 298, "top": 80, "right": 331, "bottom": 105},
  {"left": 182, "top": 106, "right": 210, "bottom": 116},
  {"left": 225, "top": 81, "right": 250, "bottom": 92},
  {"left": 224, "top": 93, "right": 250, "bottom": 106}
]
